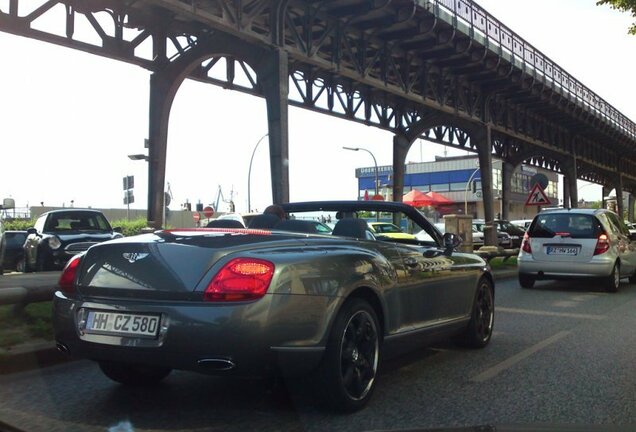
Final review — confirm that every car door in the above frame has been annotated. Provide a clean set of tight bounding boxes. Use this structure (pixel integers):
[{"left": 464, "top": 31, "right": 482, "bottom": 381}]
[
  {"left": 389, "top": 237, "right": 479, "bottom": 330},
  {"left": 605, "top": 212, "right": 636, "bottom": 276}
]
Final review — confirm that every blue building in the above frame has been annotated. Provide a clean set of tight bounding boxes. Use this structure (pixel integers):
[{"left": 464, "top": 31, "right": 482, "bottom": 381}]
[{"left": 354, "top": 155, "right": 559, "bottom": 220}]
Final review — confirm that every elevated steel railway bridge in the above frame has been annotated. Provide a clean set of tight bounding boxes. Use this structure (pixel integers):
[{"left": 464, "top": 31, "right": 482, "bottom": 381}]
[{"left": 2, "top": 0, "right": 635, "bottom": 243}]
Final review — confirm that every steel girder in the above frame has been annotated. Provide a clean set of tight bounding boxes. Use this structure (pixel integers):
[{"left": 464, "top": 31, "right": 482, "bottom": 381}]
[{"left": 1, "top": 0, "right": 635, "bottom": 195}]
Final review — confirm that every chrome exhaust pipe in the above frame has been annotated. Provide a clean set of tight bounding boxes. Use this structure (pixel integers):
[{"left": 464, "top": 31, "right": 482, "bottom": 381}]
[{"left": 197, "top": 358, "right": 236, "bottom": 371}]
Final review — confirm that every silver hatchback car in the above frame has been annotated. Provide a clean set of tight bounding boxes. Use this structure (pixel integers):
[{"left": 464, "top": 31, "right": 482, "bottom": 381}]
[{"left": 518, "top": 208, "right": 636, "bottom": 292}]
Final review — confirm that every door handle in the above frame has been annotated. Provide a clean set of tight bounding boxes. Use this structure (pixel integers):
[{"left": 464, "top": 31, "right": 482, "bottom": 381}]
[{"left": 404, "top": 257, "right": 419, "bottom": 268}]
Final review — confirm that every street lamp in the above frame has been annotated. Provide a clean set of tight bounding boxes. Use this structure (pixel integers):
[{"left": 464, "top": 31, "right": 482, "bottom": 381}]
[
  {"left": 128, "top": 154, "right": 149, "bottom": 161},
  {"left": 343, "top": 146, "right": 379, "bottom": 198},
  {"left": 247, "top": 133, "right": 269, "bottom": 213}
]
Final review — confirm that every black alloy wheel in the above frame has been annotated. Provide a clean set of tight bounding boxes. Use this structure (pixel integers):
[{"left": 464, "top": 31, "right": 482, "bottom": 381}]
[
  {"left": 318, "top": 298, "right": 381, "bottom": 412},
  {"left": 98, "top": 361, "right": 172, "bottom": 386},
  {"left": 456, "top": 278, "right": 495, "bottom": 349}
]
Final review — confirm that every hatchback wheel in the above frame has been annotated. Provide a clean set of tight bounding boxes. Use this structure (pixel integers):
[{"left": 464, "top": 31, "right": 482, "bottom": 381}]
[
  {"left": 606, "top": 262, "right": 620, "bottom": 293},
  {"left": 317, "top": 298, "right": 381, "bottom": 412},
  {"left": 518, "top": 273, "right": 535, "bottom": 289},
  {"left": 456, "top": 278, "right": 494, "bottom": 348},
  {"left": 98, "top": 361, "right": 172, "bottom": 386}
]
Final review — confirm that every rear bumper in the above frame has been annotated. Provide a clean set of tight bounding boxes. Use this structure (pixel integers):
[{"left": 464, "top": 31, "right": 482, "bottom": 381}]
[
  {"left": 518, "top": 254, "right": 614, "bottom": 278},
  {"left": 53, "top": 291, "right": 333, "bottom": 378}
]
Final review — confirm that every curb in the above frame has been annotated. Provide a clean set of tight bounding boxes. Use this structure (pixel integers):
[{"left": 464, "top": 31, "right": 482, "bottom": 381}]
[{"left": 0, "top": 340, "right": 73, "bottom": 375}]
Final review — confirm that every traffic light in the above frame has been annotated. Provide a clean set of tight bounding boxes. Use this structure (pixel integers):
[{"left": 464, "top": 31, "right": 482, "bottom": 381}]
[{"left": 196, "top": 203, "right": 203, "bottom": 212}]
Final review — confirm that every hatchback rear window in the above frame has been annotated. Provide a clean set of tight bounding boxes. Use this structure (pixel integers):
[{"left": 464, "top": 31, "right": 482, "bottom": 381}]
[{"left": 529, "top": 214, "right": 603, "bottom": 239}]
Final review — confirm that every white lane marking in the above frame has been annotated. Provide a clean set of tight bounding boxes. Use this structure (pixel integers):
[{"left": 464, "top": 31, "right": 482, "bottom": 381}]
[
  {"left": 471, "top": 331, "right": 571, "bottom": 383},
  {"left": 497, "top": 307, "right": 605, "bottom": 320}
]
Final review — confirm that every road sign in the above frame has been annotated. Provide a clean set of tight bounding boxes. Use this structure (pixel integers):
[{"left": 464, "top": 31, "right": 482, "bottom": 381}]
[
  {"left": 164, "top": 191, "right": 171, "bottom": 207},
  {"left": 192, "top": 212, "right": 201, "bottom": 222},
  {"left": 123, "top": 175, "right": 134, "bottom": 190},
  {"left": 525, "top": 183, "right": 551, "bottom": 206},
  {"left": 124, "top": 190, "right": 134, "bottom": 205},
  {"left": 530, "top": 173, "right": 548, "bottom": 190},
  {"left": 203, "top": 206, "right": 214, "bottom": 218}
]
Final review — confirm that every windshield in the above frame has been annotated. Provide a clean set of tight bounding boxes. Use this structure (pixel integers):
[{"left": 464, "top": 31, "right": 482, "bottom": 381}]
[
  {"left": 528, "top": 213, "right": 603, "bottom": 239},
  {"left": 44, "top": 212, "right": 111, "bottom": 233}
]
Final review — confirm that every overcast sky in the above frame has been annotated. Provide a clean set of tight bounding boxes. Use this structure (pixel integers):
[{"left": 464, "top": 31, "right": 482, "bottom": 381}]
[{"left": 1, "top": 0, "right": 635, "bottom": 214}]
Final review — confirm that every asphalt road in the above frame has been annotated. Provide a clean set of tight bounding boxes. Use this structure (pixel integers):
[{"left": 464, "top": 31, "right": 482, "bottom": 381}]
[{"left": 2, "top": 276, "right": 636, "bottom": 431}]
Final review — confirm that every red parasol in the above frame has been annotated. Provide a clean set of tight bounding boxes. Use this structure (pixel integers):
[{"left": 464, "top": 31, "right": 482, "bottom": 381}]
[
  {"left": 402, "top": 189, "right": 434, "bottom": 207},
  {"left": 424, "top": 191, "right": 453, "bottom": 205}
]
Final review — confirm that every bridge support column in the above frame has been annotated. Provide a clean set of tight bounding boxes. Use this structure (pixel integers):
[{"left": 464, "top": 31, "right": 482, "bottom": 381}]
[
  {"left": 629, "top": 194, "right": 635, "bottom": 222},
  {"left": 616, "top": 176, "right": 624, "bottom": 219},
  {"left": 147, "top": 69, "right": 183, "bottom": 228},
  {"left": 563, "top": 175, "right": 571, "bottom": 208},
  {"left": 392, "top": 134, "right": 410, "bottom": 203},
  {"left": 501, "top": 162, "right": 513, "bottom": 221},
  {"left": 476, "top": 125, "right": 497, "bottom": 247},
  {"left": 602, "top": 186, "right": 609, "bottom": 210},
  {"left": 261, "top": 48, "right": 290, "bottom": 204}
]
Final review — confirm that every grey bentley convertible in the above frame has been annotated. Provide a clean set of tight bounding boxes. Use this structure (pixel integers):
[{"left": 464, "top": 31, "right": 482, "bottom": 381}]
[{"left": 53, "top": 201, "right": 494, "bottom": 412}]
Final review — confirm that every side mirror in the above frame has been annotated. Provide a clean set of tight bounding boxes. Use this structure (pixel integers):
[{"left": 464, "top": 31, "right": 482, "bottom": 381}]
[
  {"left": 443, "top": 232, "right": 462, "bottom": 253},
  {"left": 113, "top": 227, "right": 122, "bottom": 233},
  {"left": 26, "top": 227, "right": 37, "bottom": 235}
]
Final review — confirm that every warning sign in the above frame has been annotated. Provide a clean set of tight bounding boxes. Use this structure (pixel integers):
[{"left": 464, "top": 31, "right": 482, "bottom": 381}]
[{"left": 525, "top": 183, "right": 551, "bottom": 206}]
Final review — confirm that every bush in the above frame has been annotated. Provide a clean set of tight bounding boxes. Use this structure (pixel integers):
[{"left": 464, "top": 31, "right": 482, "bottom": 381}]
[
  {"left": 2, "top": 219, "right": 35, "bottom": 231},
  {"left": 110, "top": 218, "right": 151, "bottom": 237}
]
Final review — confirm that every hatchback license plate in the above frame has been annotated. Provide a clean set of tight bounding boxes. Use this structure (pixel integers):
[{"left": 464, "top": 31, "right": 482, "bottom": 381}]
[
  {"left": 86, "top": 311, "right": 160, "bottom": 338},
  {"left": 546, "top": 246, "right": 579, "bottom": 256}
]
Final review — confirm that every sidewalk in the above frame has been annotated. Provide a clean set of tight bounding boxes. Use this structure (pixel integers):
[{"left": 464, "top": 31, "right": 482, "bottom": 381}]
[{"left": 0, "top": 266, "right": 518, "bottom": 375}]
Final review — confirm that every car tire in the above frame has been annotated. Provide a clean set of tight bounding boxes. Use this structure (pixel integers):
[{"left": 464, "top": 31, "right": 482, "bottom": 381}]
[
  {"left": 629, "top": 270, "right": 636, "bottom": 285},
  {"left": 606, "top": 262, "right": 620, "bottom": 293},
  {"left": 455, "top": 278, "right": 495, "bottom": 349},
  {"left": 35, "top": 254, "right": 46, "bottom": 272},
  {"left": 315, "top": 298, "right": 381, "bottom": 413},
  {"left": 518, "top": 273, "right": 535, "bottom": 289},
  {"left": 16, "top": 259, "right": 25, "bottom": 273},
  {"left": 98, "top": 361, "right": 172, "bottom": 386}
]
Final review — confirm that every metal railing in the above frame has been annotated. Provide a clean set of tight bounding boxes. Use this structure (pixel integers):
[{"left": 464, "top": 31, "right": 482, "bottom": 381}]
[{"left": 424, "top": 0, "right": 636, "bottom": 140}]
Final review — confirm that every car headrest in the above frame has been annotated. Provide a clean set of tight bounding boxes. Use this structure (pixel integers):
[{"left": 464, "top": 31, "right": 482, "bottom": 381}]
[
  {"left": 332, "top": 218, "right": 372, "bottom": 239},
  {"left": 248, "top": 213, "right": 282, "bottom": 229}
]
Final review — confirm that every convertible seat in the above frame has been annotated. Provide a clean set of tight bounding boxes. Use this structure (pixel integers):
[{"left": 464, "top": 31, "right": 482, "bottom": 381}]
[
  {"left": 206, "top": 219, "right": 244, "bottom": 228},
  {"left": 275, "top": 219, "right": 317, "bottom": 233},
  {"left": 332, "top": 218, "right": 373, "bottom": 240},
  {"left": 248, "top": 213, "right": 282, "bottom": 229}
]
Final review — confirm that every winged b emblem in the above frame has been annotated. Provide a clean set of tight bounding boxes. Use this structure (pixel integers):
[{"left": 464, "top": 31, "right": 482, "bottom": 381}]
[{"left": 122, "top": 252, "right": 149, "bottom": 263}]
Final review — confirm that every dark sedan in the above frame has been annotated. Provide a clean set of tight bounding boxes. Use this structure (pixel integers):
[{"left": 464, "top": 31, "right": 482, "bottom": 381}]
[
  {"left": 1, "top": 230, "right": 27, "bottom": 273},
  {"left": 53, "top": 201, "right": 494, "bottom": 412},
  {"left": 24, "top": 209, "right": 122, "bottom": 272}
]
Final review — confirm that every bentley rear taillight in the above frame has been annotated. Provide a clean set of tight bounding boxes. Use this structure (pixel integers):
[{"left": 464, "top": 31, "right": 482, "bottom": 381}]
[
  {"left": 58, "top": 255, "right": 82, "bottom": 295},
  {"left": 204, "top": 258, "right": 275, "bottom": 302},
  {"left": 594, "top": 233, "right": 611, "bottom": 255}
]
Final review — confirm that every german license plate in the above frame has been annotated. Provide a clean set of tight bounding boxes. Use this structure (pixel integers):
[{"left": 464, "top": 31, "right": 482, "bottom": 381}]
[
  {"left": 546, "top": 246, "right": 579, "bottom": 256},
  {"left": 86, "top": 311, "right": 160, "bottom": 338}
]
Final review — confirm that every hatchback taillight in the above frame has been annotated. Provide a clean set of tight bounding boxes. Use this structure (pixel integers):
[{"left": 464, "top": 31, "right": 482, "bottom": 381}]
[
  {"left": 204, "top": 258, "right": 275, "bottom": 302},
  {"left": 58, "top": 255, "right": 82, "bottom": 295},
  {"left": 594, "top": 233, "right": 610, "bottom": 255},
  {"left": 521, "top": 233, "right": 532, "bottom": 254}
]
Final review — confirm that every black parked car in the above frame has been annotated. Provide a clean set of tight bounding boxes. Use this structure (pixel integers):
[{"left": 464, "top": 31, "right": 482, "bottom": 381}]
[
  {"left": 24, "top": 209, "right": 122, "bottom": 272},
  {"left": 1, "top": 231, "right": 27, "bottom": 273}
]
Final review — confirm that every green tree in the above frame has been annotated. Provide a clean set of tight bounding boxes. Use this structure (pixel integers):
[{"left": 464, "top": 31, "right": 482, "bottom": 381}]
[{"left": 597, "top": 0, "right": 636, "bottom": 34}]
